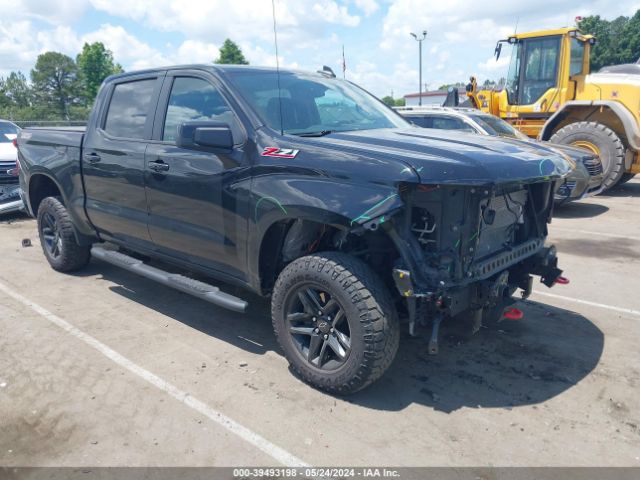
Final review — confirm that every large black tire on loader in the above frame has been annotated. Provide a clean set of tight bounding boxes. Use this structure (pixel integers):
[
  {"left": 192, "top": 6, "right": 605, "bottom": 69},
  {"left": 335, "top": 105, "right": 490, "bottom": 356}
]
[
  {"left": 550, "top": 121, "right": 626, "bottom": 191},
  {"left": 618, "top": 173, "right": 636, "bottom": 185}
]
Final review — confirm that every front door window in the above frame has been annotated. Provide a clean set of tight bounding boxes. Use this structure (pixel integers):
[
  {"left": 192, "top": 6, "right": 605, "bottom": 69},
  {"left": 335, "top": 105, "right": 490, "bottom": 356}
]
[{"left": 162, "top": 77, "right": 240, "bottom": 142}]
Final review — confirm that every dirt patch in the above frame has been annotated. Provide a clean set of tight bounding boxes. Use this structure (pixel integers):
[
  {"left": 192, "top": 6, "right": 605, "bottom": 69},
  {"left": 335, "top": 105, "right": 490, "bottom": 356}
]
[{"left": 552, "top": 237, "right": 640, "bottom": 261}]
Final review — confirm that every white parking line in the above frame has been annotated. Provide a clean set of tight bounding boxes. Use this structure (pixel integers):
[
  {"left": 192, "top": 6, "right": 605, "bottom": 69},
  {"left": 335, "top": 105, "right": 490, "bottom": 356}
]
[
  {"left": 551, "top": 226, "right": 640, "bottom": 242},
  {"left": 532, "top": 290, "right": 640, "bottom": 317},
  {"left": 0, "top": 281, "right": 308, "bottom": 468}
]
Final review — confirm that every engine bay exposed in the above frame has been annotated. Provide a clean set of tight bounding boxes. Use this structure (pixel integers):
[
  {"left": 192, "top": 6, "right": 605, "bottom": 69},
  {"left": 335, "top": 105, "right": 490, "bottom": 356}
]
[
  {"left": 273, "top": 180, "right": 563, "bottom": 354},
  {"left": 376, "top": 181, "right": 563, "bottom": 351},
  {"left": 398, "top": 181, "right": 555, "bottom": 288}
]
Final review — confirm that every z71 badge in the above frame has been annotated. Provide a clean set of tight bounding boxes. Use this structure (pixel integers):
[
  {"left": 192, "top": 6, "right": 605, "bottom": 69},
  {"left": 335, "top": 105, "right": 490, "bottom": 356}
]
[{"left": 261, "top": 147, "right": 300, "bottom": 159}]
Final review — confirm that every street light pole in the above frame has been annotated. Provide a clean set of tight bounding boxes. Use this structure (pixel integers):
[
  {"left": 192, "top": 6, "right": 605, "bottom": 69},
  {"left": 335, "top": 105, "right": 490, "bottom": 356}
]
[{"left": 410, "top": 30, "right": 427, "bottom": 106}]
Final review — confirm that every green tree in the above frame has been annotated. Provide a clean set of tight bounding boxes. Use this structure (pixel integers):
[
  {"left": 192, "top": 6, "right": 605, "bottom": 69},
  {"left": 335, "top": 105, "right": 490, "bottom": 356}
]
[
  {"left": 437, "top": 82, "right": 465, "bottom": 90},
  {"left": 381, "top": 96, "right": 405, "bottom": 107},
  {"left": 578, "top": 12, "right": 640, "bottom": 70},
  {"left": 76, "top": 42, "right": 123, "bottom": 104},
  {"left": 381, "top": 95, "right": 396, "bottom": 107},
  {"left": 3, "top": 72, "right": 32, "bottom": 108},
  {"left": 31, "top": 52, "right": 81, "bottom": 120},
  {"left": 214, "top": 39, "right": 249, "bottom": 65},
  {"left": 0, "top": 72, "right": 35, "bottom": 121},
  {"left": 618, "top": 10, "right": 640, "bottom": 64},
  {"left": 0, "top": 79, "right": 7, "bottom": 110}
]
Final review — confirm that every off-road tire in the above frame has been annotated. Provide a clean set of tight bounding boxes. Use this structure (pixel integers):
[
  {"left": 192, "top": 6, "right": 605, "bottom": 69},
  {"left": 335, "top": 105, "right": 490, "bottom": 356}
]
[
  {"left": 617, "top": 173, "right": 636, "bottom": 185},
  {"left": 550, "top": 122, "right": 625, "bottom": 191},
  {"left": 37, "top": 196, "right": 91, "bottom": 272},
  {"left": 271, "top": 252, "right": 400, "bottom": 394}
]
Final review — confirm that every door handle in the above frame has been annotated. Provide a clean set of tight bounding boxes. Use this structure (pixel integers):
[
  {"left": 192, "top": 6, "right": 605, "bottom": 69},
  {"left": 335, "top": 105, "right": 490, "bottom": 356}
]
[
  {"left": 148, "top": 160, "right": 170, "bottom": 172},
  {"left": 83, "top": 152, "right": 101, "bottom": 163}
]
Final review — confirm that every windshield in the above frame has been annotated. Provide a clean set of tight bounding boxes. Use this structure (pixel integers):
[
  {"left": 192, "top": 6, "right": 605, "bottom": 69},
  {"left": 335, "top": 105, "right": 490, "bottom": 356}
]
[
  {"left": 229, "top": 71, "right": 409, "bottom": 135},
  {"left": 0, "top": 121, "right": 19, "bottom": 143},
  {"left": 469, "top": 114, "right": 529, "bottom": 140}
]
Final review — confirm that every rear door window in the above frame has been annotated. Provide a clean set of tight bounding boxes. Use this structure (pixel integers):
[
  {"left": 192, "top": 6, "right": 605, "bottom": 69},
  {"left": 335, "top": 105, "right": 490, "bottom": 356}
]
[{"left": 104, "top": 79, "right": 157, "bottom": 139}]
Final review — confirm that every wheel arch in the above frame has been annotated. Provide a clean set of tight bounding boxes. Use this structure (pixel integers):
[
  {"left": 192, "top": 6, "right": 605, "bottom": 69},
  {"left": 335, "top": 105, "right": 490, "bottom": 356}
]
[
  {"left": 28, "top": 172, "right": 94, "bottom": 246},
  {"left": 249, "top": 179, "right": 406, "bottom": 294},
  {"left": 28, "top": 172, "right": 65, "bottom": 216},
  {"left": 253, "top": 206, "right": 405, "bottom": 295},
  {"left": 540, "top": 101, "right": 640, "bottom": 152},
  {"left": 254, "top": 212, "right": 350, "bottom": 295}
]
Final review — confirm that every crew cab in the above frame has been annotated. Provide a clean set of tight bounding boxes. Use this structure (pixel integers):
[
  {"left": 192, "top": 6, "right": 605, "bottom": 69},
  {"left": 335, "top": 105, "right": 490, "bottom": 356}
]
[{"left": 18, "top": 65, "right": 570, "bottom": 393}]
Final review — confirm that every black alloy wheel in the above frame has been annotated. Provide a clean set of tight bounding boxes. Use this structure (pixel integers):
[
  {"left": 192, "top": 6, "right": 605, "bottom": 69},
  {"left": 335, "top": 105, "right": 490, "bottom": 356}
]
[
  {"left": 271, "top": 252, "right": 400, "bottom": 394},
  {"left": 286, "top": 285, "right": 351, "bottom": 370},
  {"left": 37, "top": 196, "right": 91, "bottom": 272},
  {"left": 40, "top": 210, "right": 62, "bottom": 259}
]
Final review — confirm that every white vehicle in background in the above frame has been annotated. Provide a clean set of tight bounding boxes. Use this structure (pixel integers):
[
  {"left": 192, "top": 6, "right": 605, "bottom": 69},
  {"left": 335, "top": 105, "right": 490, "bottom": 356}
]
[{"left": 0, "top": 120, "right": 23, "bottom": 214}]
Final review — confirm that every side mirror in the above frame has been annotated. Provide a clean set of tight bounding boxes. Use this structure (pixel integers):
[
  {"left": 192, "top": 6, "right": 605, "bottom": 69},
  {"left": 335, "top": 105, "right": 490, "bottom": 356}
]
[
  {"left": 494, "top": 41, "right": 503, "bottom": 60},
  {"left": 177, "top": 121, "right": 233, "bottom": 152}
]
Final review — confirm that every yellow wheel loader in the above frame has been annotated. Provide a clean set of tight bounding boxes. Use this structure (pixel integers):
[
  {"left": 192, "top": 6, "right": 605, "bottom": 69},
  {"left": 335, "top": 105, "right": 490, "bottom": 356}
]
[{"left": 466, "top": 27, "right": 640, "bottom": 190}]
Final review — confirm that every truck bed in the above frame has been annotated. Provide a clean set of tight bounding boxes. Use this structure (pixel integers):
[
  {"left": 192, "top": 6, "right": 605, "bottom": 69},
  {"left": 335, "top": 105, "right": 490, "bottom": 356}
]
[
  {"left": 22, "top": 127, "right": 86, "bottom": 150},
  {"left": 18, "top": 127, "right": 87, "bottom": 220}
]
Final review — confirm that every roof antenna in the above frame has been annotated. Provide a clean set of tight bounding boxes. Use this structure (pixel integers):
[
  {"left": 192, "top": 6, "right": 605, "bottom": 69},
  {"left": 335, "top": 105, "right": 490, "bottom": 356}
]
[
  {"left": 271, "top": 0, "right": 284, "bottom": 135},
  {"left": 514, "top": 16, "right": 520, "bottom": 34}
]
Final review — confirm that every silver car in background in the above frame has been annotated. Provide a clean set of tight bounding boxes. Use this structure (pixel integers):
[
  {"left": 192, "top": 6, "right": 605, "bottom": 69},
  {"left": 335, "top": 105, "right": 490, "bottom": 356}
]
[{"left": 396, "top": 106, "right": 604, "bottom": 203}]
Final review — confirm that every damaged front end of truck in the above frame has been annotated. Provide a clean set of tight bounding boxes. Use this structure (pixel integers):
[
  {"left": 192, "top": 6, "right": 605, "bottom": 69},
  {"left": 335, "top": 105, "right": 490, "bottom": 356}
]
[{"left": 344, "top": 159, "right": 569, "bottom": 354}]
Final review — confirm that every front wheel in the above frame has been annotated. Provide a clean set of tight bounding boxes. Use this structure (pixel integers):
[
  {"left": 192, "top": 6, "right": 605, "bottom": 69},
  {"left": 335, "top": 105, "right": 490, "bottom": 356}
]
[
  {"left": 271, "top": 252, "right": 399, "bottom": 394},
  {"left": 550, "top": 121, "right": 625, "bottom": 191},
  {"left": 37, "top": 196, "right": 91, "bottom": 272}
]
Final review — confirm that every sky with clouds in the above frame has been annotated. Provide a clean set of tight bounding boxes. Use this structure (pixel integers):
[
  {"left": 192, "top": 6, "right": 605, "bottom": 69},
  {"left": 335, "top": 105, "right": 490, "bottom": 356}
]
[{"left": 1, "top": 0, "right": 639, "bottom": 98}]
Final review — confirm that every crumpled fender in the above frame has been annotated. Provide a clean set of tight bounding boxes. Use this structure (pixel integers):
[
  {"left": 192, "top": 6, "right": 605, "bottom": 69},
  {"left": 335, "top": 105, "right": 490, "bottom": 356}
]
[
  {"left": 250, "top": 176, "right": 405, "bottom": 230},
  {"left": 246, "top": 175, "right": 409, "bottom": 292}
]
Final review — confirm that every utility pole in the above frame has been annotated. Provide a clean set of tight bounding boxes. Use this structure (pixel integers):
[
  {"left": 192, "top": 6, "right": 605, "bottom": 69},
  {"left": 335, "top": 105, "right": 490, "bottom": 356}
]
[{"left": 410, "top": 30, "right": 427, "bottom": 106}]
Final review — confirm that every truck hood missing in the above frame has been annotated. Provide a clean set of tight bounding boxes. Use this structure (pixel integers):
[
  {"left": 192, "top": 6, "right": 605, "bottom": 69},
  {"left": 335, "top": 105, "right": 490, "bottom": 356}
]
[{"left": 299, "top": 127, "right": 573, "bottom": 186}]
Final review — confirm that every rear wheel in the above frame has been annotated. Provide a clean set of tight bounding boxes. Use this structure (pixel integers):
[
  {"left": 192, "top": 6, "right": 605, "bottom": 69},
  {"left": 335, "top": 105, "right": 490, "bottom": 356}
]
[
  {"left": 550, "top": 121, "right": 625, "bottom": 191},
  {"left": 271, "top": 252, "right": 399, "bottom": 394},
  {"left": 37, "top": 196, "right": 91, "bottom": 272}
]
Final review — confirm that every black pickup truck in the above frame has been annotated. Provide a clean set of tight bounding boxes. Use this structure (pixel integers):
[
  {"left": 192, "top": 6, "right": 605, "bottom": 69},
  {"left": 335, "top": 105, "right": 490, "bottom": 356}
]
[{"left": 18, "top": 65, "right": 569, "bottom": 393}]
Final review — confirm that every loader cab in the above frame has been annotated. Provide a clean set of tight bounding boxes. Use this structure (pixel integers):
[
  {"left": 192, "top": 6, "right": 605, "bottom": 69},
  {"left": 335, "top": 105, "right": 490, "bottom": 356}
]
[
  {"left": 499, "top": 30, "right": 595, "bottom": 108},
  {"left": 504, "top": 35, "right": 562, "bottom": 106},
  {"left": 491, "top": 28, "right": 594, "bottom": 136}
]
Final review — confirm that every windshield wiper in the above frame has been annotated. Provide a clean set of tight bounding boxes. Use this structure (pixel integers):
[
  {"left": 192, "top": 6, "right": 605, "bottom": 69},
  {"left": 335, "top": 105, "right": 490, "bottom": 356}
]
[{"left": 292, "top": 130, "right": 334, "bottom": 137}]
